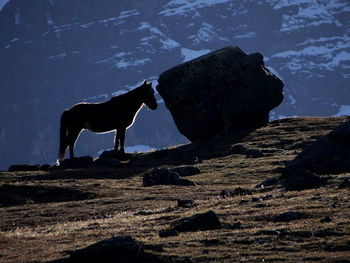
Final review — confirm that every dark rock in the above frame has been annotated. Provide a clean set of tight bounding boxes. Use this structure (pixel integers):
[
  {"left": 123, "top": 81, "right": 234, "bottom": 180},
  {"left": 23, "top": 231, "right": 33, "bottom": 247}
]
[
  {"left": 229, "top": 144, "right": 247, "bottom": 154},
  {"left": 339, "top": 178, "right": 350, "bottom": 189},
  {"left": 228, "top": 222, "right": 242, "bottom": 230},
  {"left": 94, "top": 157, "right": 122, "bottom": 168},
  {"left": 8, "top": 164, "right": 40, "bottom": 172},
  {"left": 258, "top": 230, "right": 281, "bottom": 236},
  {"left": 284, "top": 120, "right": 350, "bottom": 175},
  {"left": 143, "top": 244, "right": 164, "bottom": 252},
  {"left": 274, "top": 211, "right": 306, "bottom": 222},
  {"left": 157, "top": 46, "right": 284, "bottom": 143},
  {"left": 256, "top": 177, "right": 280, "bottom": 188},
  {"left": 99, "top": 150, "right": 130, "bottom": 160},
  {"left": 177, "top": 199, "right": 194, "bottom": 207},
  {"left": 67, "top": 235, "right": 143, "bottom": 263},
  {"left": 220, "top": 187, "right": 252, "bottom": 198},
  {"left": 281, "top": 169, "right": 329, "bottom": 190},
  {"left": 143, "top": 167, "right": 197, "bottom": 187},
  {"left": 246, "top": 149, "right": 264, "bottom": 158},
  {"left": 171, "top": 166, "right": 200, "bottom": 177},
  {"left": 57, "top": 156, "right": 94, "bottom": 169},
  {"left": 171, "top": 210, "right": 222, "bottom": 232},
  {"left": 320, "top": 216, "right": 332, "bottom": 223},
  {"left": 159, "top": 229, "right": 178, "bottom": 238}
]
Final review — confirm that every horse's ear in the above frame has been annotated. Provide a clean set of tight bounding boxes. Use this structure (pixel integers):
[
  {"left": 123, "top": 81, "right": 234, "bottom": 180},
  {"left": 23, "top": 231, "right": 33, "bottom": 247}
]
[{"left": 143, "top": 80, "right": 147, "bottom": 85}]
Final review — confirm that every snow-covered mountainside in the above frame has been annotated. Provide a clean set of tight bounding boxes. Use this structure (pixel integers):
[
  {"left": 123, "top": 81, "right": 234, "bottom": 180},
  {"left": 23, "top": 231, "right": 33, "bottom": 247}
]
[{"left": 0, "top": 0, "right": 349, "bottom": 169}]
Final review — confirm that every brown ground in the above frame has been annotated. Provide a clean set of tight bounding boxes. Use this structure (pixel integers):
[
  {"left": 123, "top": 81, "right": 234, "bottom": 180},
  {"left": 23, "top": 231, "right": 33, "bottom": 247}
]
[{"left": 1, "top": 117, "right": 350, "bottom": 262}]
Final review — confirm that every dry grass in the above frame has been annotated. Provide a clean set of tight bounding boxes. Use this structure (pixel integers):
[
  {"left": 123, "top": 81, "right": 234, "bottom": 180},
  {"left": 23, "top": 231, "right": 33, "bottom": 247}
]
[{"left": 1, "top": 117, "right": 350, "bottom": 262}]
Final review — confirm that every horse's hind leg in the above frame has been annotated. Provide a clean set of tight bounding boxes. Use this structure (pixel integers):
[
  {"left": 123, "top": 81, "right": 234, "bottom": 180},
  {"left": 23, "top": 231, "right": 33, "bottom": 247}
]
[
  {"left": 67, "top": 128, "right": 82, "bottom": 159},
  {"left": 114, "top": 130, "right": 119, "bottom": 151}
]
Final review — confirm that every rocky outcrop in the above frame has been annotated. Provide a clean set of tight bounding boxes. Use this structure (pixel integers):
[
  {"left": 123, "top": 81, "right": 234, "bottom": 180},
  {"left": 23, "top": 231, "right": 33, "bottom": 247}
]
[
  {"left": 281, "top": 119, "right": 350, "bottom": 190},
  {"left": 157, "top": 46, "right": 284, "bottom": 142},
  {"left": 143, "top": 167, "right": 197, "bottom": 187}
]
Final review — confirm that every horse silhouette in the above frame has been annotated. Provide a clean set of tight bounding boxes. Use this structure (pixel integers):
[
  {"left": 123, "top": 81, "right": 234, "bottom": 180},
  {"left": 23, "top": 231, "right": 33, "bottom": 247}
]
[{"left": 58, "top": 80, "right": 157, "bottom": 163}]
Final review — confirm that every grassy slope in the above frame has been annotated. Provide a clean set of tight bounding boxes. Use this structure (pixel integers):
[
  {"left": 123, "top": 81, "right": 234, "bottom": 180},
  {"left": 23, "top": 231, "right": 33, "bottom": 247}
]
[{"left": 0, "top": 117, "right": 350, "bottom": 262}]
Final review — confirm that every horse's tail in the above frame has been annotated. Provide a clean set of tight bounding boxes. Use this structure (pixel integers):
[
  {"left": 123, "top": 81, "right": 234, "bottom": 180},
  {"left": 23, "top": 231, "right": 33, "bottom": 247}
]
[{"left": 58, "top": 110, "right": 69, "bottom": 163}]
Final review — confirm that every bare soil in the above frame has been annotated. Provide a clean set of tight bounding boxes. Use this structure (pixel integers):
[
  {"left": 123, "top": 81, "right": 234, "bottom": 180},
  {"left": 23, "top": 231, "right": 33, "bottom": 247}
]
[{"left": 1, "top": 117, "right": 350, "bottom": 262}]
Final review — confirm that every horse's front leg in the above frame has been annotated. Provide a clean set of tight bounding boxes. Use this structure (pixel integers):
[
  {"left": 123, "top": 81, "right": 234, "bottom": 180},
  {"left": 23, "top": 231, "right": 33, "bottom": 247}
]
[
  {"left": 117, "top": 128, "right": 126, "bottom": 154},
  {"left": 114, "top": 129, "right": 119, "bottom": 151}
]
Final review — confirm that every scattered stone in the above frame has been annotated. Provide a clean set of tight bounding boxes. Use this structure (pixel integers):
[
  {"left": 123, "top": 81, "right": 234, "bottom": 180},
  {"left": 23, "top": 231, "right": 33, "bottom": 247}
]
[
  {"left": 157, "top": 46, "right": 284, "bottom": 143},
  {"left": 246, "top": 149, "right": 264, "bottom": 158},
  {"left": 143, "top": 244, "right": 164, "bottom": 252},
  {"left": 338, "top": 178, "right": 350, "bottom": 189},
  {"left": 159, "top": 229, "right": 178, "bottom": 238},
  {"left": 171, "top": 166, "right": 200, "bottom": 177},
  {"left": 332, "top": 202, "right": 338, "bottom": 208},
  {"left": 171, "top": 210, "right": 222, "bottom": 232},
  {"left": 258, "top": 230, "right": 280, "bottom": 236},
  {"left": 8, "top": 164, "right": 40, "bottom": 172},
  {"left": 228, "top": 222, "right": 242, "bottom": 230},
  {"left": 274, "top": 211, "right": 306, "bottom": 222},
  {"left": 177, "top": 199, "right": 194, "bottom": 207},
  {"left": 143, "top": 167, "right": 197, "bottom": 187},
  {"left": 256, "top": 177, "right": 280, "bottom": 188},
  {"left": 67, "top": 235, "right": 144, "bottom": 263},
  {"left": 229, "top": 144, "right": 247, "bottom": 154},
  {"left": 280, "top": 169, "right": 329, "bottom": 190},
  {"left": 284, "top": 120, "right": 350, "bottom": 175},
  {"left": 94, "top": 157, "right": 122, "bottom": 168},
  {"left": 320, "top": 216, "right": 332, "bottom": 223},
  {"left": 220, "top": 187, "right": 252, "bottom": 198}
]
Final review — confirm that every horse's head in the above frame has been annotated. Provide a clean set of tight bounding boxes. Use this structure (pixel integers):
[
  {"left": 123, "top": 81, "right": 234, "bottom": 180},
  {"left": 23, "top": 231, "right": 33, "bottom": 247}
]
[{"left": 140, "top": 80, "right": 158, "bottom": 110}]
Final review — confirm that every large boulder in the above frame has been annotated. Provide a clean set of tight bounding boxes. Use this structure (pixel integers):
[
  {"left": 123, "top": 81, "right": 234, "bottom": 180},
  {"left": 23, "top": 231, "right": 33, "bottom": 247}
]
[{"left": 157, "top": 46, "right": 284, "bottom": 142}]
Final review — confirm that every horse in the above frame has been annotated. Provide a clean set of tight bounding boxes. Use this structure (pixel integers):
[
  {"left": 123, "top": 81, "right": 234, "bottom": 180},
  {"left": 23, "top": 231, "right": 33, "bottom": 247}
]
[{"left": 58, "top": 80, "right": 157, "bottom": 163}]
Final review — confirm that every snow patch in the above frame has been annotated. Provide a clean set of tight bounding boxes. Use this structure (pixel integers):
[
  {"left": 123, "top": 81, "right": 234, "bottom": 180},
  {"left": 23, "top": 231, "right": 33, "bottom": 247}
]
[
  {"left": 160, "top": 0, "right": 231, "bottom": 17},
  {"left": 125, "top": 145, "right": 156, "bottom": 153},
  {"left": 181, "top": 48, "right": 210, "bottom": 62},
  {"left": 333, "top": 105, "right": 350, "bottom": 116},
  {"left": 47, "top": 53, "right": 66, "bottom": 60},
  {"left": 115, "top": 58, "right": 151, "bottom": 69},
  {"left": 0, "top": 0, "right": 10, "bottom": 12}
]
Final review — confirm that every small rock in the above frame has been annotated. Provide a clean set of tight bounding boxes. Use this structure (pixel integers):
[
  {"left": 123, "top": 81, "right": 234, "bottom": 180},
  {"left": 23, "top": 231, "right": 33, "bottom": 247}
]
[
  {"left": 177, "top": 199, "right": 194, "bottom": 207},
  {"left": 143, "top": 167, "right": 197, "bottom": 187},
  {"left": 246, "top": 149, "right": 264, "bottom": 158},
  {"left": 94, "top": 157, "right": 122, "bottom": 168},
  {"left": 171, "top": 166, "right": 200, "bottom": 177},
  {"left": 256, "top": 177, "right": 279, "bottom": 188},
  {"left": 67, "top": 235, "right": 143, "bottom": 263},
  {"left": 274, "top": 211, "right": 305, "bottom": 222},
  {"left": 338, "top": 178, "right": 350, "bottom": 189},
  {"left": 320, "top": 216, "right": 332, "bottom": 223},
  {"left": 171, "top": 210, "right": 222, "bottom": 232},
  {"left": 280, "top": 169, "right": 328, "bottom": 190},
  {"left": 220, "top": 187, "right": 252, "bottom": 198},
  {"left": 229, "top": 222, "right": 242, "bottom": 230},
  {"left": 159, "top": 229, "right": 178, "bottom": 238},
  {"left": 8, "top": 164, "right": 40, "bottom": 172},
  {"left": 332, "top": 202, "right": 338, "bottom": 208},
  {"left": 229, "top": 144, "right": 247, "bottom": 154}
]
